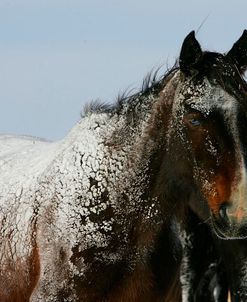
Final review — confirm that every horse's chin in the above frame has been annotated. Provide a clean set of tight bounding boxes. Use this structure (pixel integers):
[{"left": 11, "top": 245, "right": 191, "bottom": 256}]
[{"left": 211, "top": 218, "right": 247, "bottom": 240}]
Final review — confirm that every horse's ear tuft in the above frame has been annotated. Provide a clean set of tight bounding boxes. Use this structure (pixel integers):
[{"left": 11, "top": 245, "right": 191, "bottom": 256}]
[
  {"left": 179, "top": 31, "right": 202, "bottom": 76},
  {"left": 227, "top": 30, "right": 247, "bottom": 74}
]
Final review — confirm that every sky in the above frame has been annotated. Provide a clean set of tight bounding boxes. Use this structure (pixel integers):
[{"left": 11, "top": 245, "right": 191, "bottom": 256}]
[{"left": 0, "top": 0, "right": 247, "bottom": 140}]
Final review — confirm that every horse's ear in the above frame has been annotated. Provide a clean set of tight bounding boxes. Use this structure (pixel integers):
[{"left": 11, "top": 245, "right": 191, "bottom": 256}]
[
  {"left": 179, "top": 31, "right": 202, "bottom": 76},
  {"left": 227, "top": 30, "right": 247, "bottom": 73}
]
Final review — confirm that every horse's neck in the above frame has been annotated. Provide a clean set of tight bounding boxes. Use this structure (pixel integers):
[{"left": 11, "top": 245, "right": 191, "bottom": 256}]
[
  {"left": 35, "top": 72, "right": 184, "bottom": 297},
  {"left": 50, "top": 70, "right": 180, "bottom": 212},
  {"left": 107, "top": 72, "right": 181, "bottom": 225},
  {"left": 41, "top": 71, "right": 180, "bottom": 242}
]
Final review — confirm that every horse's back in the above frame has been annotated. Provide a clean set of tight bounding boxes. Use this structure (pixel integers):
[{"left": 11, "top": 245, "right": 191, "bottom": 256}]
[
  {"left": 0, "top": 134, "right": 50, "bottom": 153},
  {"left": 0, "top": 134, "right": 59, "bottom": 188},
  {"left": 0, "top": 134, "right": 53, "bottom": 161}
]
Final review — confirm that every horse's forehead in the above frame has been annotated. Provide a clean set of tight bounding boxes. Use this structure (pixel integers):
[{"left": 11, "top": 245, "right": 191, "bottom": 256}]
[{"left": 177, "top": 78, "right": 237, "bottom": 115}]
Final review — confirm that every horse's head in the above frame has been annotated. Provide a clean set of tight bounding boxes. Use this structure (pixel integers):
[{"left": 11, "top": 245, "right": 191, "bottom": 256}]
[{"left": 167, "top": 30, "right": 247, "bottom": 239}]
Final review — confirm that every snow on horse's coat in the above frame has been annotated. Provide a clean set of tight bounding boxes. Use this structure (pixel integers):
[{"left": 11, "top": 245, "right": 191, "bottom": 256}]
[
  {"left": 1, "top": 31, "right": 247, "bottom": 302},
  {"left": 0, "top": 88, "right": 181, "bottom": 301}
]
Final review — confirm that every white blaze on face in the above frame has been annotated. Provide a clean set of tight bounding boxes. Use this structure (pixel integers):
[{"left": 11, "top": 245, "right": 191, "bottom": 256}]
[
  {"left": 183, "top": 79, "right": 238, "bottom": 118},
  {"left": 228, "top": 160, "right": 247, "bottom": 224},
  {"left": 221, "top": 96, "right": 247, "bottom": 225}
]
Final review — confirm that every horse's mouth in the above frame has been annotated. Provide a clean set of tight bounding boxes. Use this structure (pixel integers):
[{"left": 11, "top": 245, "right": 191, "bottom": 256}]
[{"left": 211, "top": 215, "right": 247, "bottom": 240}]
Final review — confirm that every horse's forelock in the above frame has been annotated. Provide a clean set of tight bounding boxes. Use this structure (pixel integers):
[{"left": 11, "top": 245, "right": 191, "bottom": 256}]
[{"left": 190, "top": 52, "right": 247, "bottom": 108}]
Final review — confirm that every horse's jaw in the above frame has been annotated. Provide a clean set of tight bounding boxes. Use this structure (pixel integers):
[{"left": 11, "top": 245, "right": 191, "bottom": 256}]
[{"left": 211, "top": 215, "right": 247, "bottom": 240}]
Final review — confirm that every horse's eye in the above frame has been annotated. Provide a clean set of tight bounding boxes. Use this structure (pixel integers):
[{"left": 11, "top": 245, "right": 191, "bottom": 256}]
[
  {"left": 184, "top": 112, "right": 204, "bottom": 128},
  {"left": 189, "top": 118, "right": 201, "bottom": 126}
]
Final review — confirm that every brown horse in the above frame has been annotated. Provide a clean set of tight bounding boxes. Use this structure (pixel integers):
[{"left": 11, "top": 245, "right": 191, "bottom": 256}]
[
  {"left": 0, "top": 31, "right": 247, "bottom": 301},
  {"left": 182, "top": 30, "right": 247, "bottom": 302}
]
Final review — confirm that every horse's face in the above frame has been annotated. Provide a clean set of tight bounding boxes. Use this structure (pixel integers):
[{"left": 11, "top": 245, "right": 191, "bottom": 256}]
[
  {"left": 169, "top": 31, "right": 247, "bottom": 239},
  {"left": 176, "top": 76, "right": 247, "bottom": 239}
]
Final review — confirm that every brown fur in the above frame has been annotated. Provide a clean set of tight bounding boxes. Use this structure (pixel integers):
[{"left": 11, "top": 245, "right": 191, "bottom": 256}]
[{"left": 0, "top": 244, "right": 40, "bottom": 302}]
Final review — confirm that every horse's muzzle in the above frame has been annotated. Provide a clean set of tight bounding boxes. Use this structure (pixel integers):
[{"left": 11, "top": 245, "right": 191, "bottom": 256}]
[{"left": 212, "top": 203, "right": 247, "bottom": 240}]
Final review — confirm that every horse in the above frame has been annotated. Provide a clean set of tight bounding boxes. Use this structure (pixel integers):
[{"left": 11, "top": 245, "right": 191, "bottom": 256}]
[
  {"left": 180, "top": 30, "right": 247, "bottom": 302},
  {"left": 1, "top": 30, "right": 247, "bottom": 302}
]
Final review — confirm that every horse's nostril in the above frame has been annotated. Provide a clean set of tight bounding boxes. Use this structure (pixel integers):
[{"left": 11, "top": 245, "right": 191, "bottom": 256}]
[{"left": 219, "top": 204, "right": 230, "bottom": 225}]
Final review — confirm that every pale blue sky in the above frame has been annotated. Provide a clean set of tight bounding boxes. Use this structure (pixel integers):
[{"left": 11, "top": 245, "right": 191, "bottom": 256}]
[{"left": 0, "top": 0, "right": 247, "bottom": 139}]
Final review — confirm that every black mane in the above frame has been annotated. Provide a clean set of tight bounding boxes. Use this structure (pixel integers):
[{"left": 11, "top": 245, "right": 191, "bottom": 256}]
[
  {"left": 82, "top": 50, "right": 247, "bottom": 122},
  {"left": 82, "top": 64, "right": 178, "bottom": 117}
]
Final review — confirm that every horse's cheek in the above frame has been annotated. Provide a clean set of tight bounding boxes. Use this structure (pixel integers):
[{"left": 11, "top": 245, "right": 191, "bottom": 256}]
[{"left": 202, "top": 167, "right": 234, "bottom": 214}]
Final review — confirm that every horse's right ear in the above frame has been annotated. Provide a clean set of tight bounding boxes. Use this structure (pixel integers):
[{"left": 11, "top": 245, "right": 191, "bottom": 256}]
[
  {"left": 179, "top": 31, "right": 202, "bottom": 76},
  {"left": 227, "top": 30, "right": 247, "bottom": 74}
]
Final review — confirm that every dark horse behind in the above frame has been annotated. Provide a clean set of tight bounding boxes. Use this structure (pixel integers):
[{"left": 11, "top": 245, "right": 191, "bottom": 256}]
[{"left": 1, "top": 30, "right": 247, "bottom": 302}]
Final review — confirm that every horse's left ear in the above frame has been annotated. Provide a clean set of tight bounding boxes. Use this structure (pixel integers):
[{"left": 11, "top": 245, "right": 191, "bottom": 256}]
[
  {"left": 179, "top": 31, "right": 202, "bottom": 76},
  {"left": 227, "top": 30, "right": 247, "bottom": 73}
]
